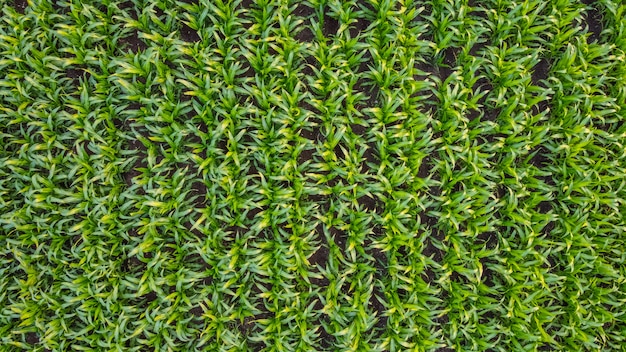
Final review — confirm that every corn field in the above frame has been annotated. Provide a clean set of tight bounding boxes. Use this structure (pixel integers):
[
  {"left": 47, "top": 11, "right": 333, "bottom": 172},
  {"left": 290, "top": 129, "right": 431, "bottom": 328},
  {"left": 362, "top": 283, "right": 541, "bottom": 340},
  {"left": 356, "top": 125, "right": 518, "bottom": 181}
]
[{"left": 1, "top": 0, "right": 626, "bottom": 351}]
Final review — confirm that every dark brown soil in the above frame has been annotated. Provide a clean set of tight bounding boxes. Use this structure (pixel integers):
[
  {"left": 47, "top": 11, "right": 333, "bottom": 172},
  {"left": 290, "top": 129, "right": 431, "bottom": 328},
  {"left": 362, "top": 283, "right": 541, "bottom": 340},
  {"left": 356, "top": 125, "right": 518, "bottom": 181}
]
[
  {"left": 25, "top": 332, "right": 39, "bottom": 345},
  {"left": 417, "top": 156, "right": 432, "bottom": 179},
  {"left": 142, "top": 291, "right": 157, "bottom": 303},
  {"left": 531, "top": 99, "right": 550, "bottom": 117},
  {"left": 477, "top": 231, "right": 498, "bottom": 249},
  {"left": 118, "top": 30, "right": 148, "bottom": 53},
  {"left": 317, "top": 319, "right": 334, "bottom": 349},
  {"left": 349, "top": 16, "right": 372, "bottom": 38},
  {"left": 537, "top": 201, "right": 552, "bottom": 214},
  {"left": 585, "top": 5, "right": 603, "bottom": 43},
  {"left": 294, "top": 3, "right": 315, "bottom": 18},
  {"left": 321, "top": 14, "right": 339, "bottom": 37},
  {"left": 13, "top": 0, "right": 27, "bottom": 13},
  {"left": 329, "top": 226, "right": 348, "bottom": 251},
  {"left": 309, "top": 245, "right": 329, "bottom": 270},
  {"left": 532, "top": 58, "right": 551, "bottom": 85},
  {"left": 122, "top": 139, "right": 147, "bottom": 187},
  {"left": 469, "top": 39, "right": 488, "bottom": 56},
  {"left": 66, "top": 67, "right": 90, "bottom": 83},
  {"left": 362, "top": 142, "right": 377, "bottom": 171},
  {"left": 189, "top": 181, "right": 208, "bottom": 208},
  {"left": 423, "top": 228, "right": 445, "bottom": 264},
  {"left": 369, "top": 290, "right": 388, "bottom": 329},
  {"left": 180, "top": 23, "right": 201, "bottom": 42},
  {"left": 542, "top": 220, "right": 556, "bottom": 236},
  {"left": 295, "top": 26, "right": 315, "bottom": 43},
  {"left": 357, "top": 194, "right": 379, "bottom": 211},
  {"left": 189, "top": 306, "right": 203, "bottom": 317},
  {"left": 442, "top": 47, "right": 460, "bottom": 68},
  {"left": 297, "top": 147, "right": 315, "bottom": 166},
  {"left": 528, "top": 146, "right": 550, "bottom": 168}
]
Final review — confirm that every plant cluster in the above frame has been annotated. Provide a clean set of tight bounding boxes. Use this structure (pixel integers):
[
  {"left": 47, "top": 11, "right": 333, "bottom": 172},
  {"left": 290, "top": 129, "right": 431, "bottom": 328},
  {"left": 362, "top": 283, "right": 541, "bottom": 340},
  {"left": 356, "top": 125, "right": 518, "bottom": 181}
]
[{"left": 1, "top": 0, "right": 625, "bottom": 351}]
